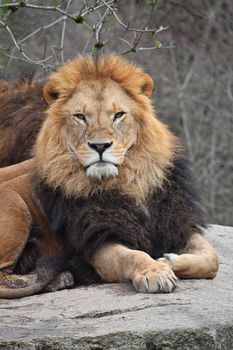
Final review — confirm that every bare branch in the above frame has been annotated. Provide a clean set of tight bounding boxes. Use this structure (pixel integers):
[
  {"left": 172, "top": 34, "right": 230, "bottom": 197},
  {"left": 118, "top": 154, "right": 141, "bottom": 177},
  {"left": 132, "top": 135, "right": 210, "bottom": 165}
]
[
  {"left": 0, "top": 0, "right": 169, "bottom": 69},
  {"left": 0, "top": 19, "right": 52, "bottom": 67},
  {"left": 0, "top": 1, "right": 115, "bottom": 23},
  {"left": 20, "top": 2, "right": 77, "bottom": 22},
  {"left": 60, "top": 0, "right": 73, "bottom": 64},
  {"left": 18, "top": 17, "right": 64, "bottom": 45},
  {"left": 100, "top": 0, "right": 166, "bottom": 34}
]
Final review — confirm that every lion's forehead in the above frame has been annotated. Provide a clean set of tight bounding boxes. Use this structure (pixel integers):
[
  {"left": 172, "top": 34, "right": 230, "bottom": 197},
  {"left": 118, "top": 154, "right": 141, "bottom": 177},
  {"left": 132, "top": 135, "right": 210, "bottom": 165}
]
[{"left": 64, "top": 79, "right": 134, "bottom": 115}]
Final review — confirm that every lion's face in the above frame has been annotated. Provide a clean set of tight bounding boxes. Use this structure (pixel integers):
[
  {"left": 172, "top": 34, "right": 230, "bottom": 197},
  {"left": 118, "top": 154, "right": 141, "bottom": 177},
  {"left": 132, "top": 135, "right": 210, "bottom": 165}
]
[
  {"left": 36, "top": 55, "right": 176, "bottom": 200},
  {"left": 62, "top": 79, "right": 138, "bottom": 179}
]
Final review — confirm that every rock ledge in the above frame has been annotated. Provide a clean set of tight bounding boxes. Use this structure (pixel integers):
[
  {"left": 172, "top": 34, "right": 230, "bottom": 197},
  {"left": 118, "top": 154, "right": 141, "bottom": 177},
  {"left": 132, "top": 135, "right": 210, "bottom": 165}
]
[{"left": 0, "top": 225, "right": 233, "bottom": 350}]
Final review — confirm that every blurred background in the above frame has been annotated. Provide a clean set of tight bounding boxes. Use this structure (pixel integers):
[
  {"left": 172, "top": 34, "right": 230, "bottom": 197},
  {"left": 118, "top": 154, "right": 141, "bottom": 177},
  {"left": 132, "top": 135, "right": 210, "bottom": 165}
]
[{"left": 0, "top": 0, "right": 232, "bottom": 226}]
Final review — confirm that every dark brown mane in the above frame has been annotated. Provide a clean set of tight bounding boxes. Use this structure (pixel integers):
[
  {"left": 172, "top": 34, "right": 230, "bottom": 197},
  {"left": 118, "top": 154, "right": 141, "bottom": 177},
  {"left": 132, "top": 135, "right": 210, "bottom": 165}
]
[{"left": 0, "top": 79, "right": 46, "bottom": 167}]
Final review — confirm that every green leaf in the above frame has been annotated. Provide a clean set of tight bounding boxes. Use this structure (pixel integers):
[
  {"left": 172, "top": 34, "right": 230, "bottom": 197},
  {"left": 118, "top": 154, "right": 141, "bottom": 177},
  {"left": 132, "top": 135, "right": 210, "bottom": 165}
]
[{"left": 155, "top": 40, "right": 162, "bottom": 49}]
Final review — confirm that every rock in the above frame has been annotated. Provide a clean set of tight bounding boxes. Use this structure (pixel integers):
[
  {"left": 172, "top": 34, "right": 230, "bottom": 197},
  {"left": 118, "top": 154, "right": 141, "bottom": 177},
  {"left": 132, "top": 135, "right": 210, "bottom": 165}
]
[{"left": 0, "top": 224, "right": 233, "bottom": 349}]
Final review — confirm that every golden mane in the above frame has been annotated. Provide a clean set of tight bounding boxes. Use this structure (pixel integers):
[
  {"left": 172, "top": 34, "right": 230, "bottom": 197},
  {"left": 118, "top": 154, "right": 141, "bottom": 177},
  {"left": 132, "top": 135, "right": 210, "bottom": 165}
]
[
  {"left": 35, "top": 54, "right": 179, "bottom": 203},
  {"left": 43, "top": 54, "right": 154, "bottom": 107}
]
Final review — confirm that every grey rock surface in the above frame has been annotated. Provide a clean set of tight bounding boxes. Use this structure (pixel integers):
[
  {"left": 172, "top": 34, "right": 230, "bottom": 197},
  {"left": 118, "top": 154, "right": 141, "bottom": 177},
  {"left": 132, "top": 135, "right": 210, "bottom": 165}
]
[{"left": 0, "top": 224, "right": 233, "bottom": 349}]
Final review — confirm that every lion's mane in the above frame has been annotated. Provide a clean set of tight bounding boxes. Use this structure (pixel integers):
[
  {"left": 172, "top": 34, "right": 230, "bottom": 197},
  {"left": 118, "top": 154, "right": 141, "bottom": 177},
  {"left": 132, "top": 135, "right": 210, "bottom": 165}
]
[
  {"left": 35, "top": 55, "right": 178, "bottom": 202},
  {"left": 0, "top": 78, "right": 46, "bottom": 166}
]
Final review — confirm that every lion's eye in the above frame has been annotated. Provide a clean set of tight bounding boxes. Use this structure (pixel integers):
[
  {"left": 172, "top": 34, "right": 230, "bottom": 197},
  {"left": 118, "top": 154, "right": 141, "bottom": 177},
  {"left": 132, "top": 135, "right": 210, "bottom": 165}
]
[
  {"left": 113, "top": 111, "right": 125, "bottom": 122},
  {"left": 73, "top": 113, "right": 87, "bottom": 124}
]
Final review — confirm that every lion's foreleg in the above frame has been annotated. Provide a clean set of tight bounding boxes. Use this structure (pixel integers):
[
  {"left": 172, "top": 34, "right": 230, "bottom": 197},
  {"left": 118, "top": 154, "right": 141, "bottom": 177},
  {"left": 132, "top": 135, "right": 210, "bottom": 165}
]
[
  {"left": 89, "top": 243, "right": 177, "bottom": 293},
  {"left": 160, "top": 233, "right": 219, "bottom": 279}
]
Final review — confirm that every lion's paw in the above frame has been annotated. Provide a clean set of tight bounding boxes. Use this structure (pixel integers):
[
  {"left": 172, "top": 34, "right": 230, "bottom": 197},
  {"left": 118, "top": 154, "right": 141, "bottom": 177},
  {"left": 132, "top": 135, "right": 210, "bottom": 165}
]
[{"left": 132, "top": 261, "right": 177, "bottom": 293}]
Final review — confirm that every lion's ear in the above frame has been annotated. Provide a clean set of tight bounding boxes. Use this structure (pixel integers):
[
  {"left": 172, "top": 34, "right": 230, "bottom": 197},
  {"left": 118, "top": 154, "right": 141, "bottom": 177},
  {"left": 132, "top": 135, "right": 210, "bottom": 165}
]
[
  {"left": 43, "top": 80, "right": 59, "bottom": 105},
  {"left": 141, "top": 73, "right": 154, "bottom": 97}
]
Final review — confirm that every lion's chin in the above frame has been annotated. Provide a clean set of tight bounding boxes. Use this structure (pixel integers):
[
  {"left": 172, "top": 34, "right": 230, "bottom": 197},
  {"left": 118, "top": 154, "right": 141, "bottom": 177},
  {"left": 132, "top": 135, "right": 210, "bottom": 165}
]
[{"left": 86, "top": 162, "right": 118, "bottom": 180}]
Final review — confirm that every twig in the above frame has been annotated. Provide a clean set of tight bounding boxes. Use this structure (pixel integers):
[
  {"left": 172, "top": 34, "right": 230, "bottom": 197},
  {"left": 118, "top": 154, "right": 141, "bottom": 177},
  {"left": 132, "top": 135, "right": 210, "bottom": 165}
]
[
  {"left": 178, "top": 1, "right": 223, "bottom": 99},
  {"left": 60, "top": 0, "right": 73, "bottom": 63},
  {"left": 18, "top": 17, "right": 64, "bottom": 44},
  {"left": 119, "top": 0, "right": 168, "bottom": 55},
  {"left": 100, "top": 0, "right": 166, "bottom": 34},
  {"left": 94, "top": 7, "right": 110, "bottom": 47},
  {"left": 170, "top": 50, "right": 194, "bottom": 162},
  {"left": 79, "top": 0, "right": 115, "bottom": 17},
  {"left": 19, "top": 3, "right": 77, "bottom": 21},
  {"left": 0, "top": 19, "right": 52, "bottom": 67},
  {"left": 137, "top": 44, "right": 175, "bottom": 51}
]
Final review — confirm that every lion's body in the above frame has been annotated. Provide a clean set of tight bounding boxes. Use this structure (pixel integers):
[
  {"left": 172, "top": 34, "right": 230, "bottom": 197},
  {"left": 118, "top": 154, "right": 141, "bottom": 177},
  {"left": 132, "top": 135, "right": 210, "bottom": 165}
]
[
  {"left": 0, "top": 164, "right": 63, "bottom": 271},
  {"left": 0, "top": 55, "right": 219, "bottom": 298}
]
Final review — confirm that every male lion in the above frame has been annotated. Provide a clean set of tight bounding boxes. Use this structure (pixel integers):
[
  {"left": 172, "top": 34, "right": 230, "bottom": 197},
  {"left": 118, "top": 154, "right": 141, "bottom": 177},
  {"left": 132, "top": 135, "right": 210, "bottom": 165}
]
[{"left": 0, "top": 55, "right": 219, "bottom": 298}]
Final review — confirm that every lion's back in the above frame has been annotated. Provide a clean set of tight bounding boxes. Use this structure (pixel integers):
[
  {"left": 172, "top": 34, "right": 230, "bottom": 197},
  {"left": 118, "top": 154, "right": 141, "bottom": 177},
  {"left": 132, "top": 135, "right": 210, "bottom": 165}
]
[{"left": 0, "top": 79, "right": 47, "bottom": 167}]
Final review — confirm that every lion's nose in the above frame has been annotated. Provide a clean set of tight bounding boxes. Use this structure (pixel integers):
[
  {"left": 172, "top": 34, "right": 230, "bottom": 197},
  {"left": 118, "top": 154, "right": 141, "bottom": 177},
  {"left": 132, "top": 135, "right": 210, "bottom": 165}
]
[{"left": 88, "top": 142, "right": 113, "bottom": 156}]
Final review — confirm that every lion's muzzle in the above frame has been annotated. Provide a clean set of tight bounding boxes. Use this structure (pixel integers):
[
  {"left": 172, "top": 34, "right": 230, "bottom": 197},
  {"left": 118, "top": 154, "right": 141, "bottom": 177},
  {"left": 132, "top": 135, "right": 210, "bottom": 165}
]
[{"left": 84, "top": 140, "right": 119, "bottom": 179}]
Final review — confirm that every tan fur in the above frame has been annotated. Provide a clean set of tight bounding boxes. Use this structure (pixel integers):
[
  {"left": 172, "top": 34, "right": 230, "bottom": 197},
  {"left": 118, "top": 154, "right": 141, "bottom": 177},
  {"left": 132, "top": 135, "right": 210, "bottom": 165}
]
[
  {"left": 90, "top": 234, "right": 219, "bottom": 292},
  {"left": 0, "top": 159, "right": 33, "bottom": 184}
]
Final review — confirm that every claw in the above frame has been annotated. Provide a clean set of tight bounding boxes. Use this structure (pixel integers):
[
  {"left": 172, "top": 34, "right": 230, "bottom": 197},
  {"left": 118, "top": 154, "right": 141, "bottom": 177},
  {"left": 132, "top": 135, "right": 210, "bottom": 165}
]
[{"left": 132, "top": 260, "right": 178, "bottom": 294}]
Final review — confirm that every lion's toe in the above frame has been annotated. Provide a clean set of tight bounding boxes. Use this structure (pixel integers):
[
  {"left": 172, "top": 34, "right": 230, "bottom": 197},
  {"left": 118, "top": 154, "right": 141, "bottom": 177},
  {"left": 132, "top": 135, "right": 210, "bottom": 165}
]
[{"left": 132, "top": 262, "right": 177, "bottom": 293}]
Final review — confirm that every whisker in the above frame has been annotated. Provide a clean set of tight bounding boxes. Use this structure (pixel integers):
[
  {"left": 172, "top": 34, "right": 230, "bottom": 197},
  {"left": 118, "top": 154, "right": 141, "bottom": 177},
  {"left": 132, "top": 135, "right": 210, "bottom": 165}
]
[
  {"left": 67, "top": 151, "right": 79, "bottom": 158},
  {"left": 67, "top": 147, "right": 80, "bottom": 159}
]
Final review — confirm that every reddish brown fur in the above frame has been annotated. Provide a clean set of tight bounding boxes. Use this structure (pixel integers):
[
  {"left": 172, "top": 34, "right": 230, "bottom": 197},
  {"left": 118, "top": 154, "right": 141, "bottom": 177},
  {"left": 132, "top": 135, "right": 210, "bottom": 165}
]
[
  {"left": 0, "top": 159, "right": 33, "bottom": 183},
  {"left": 0, "top": 164, "right": 63, "bottom": 272},
  {"left": 0, "top": 79, "right": 47, "bottom": 166}
]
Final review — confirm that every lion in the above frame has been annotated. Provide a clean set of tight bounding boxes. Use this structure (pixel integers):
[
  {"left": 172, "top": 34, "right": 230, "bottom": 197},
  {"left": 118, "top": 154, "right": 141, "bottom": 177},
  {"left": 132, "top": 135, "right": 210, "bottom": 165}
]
[{"left": 0, "top": 55, "right": 219, "bottom": 298}]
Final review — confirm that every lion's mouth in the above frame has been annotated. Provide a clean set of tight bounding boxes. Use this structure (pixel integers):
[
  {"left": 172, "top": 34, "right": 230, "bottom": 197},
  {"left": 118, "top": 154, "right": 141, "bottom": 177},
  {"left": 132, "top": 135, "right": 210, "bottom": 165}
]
[
  {"left": 85, "top": 160, "right": 117, "bottom": 170},
  {"left": 67, "top": 147, "right": 118, "bottom": 178}
]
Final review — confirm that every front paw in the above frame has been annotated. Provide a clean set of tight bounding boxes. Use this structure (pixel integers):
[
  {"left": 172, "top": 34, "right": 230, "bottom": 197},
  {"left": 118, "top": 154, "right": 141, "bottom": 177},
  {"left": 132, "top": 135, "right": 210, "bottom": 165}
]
[{"left": 132, "top": 261, "right": 177, "bottom": 293}]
